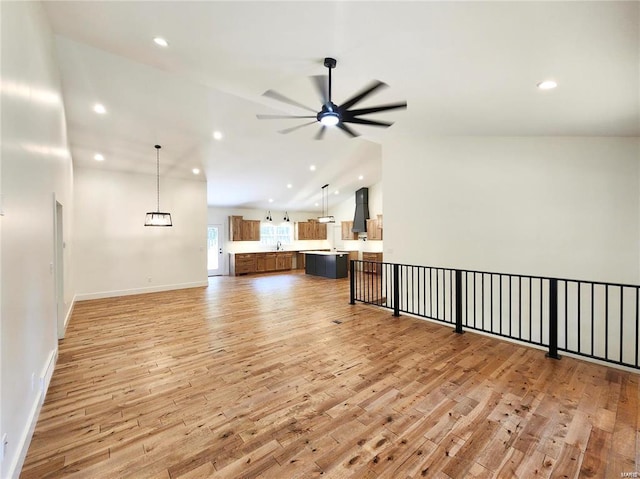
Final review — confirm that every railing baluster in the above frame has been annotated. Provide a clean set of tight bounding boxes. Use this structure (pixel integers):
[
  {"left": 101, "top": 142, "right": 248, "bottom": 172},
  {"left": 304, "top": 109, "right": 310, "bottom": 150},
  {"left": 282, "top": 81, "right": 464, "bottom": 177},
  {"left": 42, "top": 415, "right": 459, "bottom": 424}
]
[
  {"left": 473, "top": 272, "right": 477, "bottom": 328},
  {"left": 393, "top": 263, "right": 400, "bottom": 317},
  {"left": 499, "top": 274, "right": 503, "bottom": 335},
  {"left": 417, "top": 266, "right": 421, "bottom": 316},
  {"left": 455, "top": 270, "right": 463, "bottom": 334},
  {"left": 529, "top": 278, "right": 532, "bottom": 342},
  {"left": 605, "top": 285, "right": 609, "bottom": 360},
  {"left": 539, "top": 279, "right": 543, "bottom": 344},
  {"left": 577, "top": 282, "right": 582, "bottom": 354},
  {"left": 428, "top": 268, "right": 432, "bottom": 317},
  {"left": 405, "top": 266, "right": 409, "bottom": 312},
  {"left": 591, "top": 283, "right": 594, "bottom": 356},
  {"left": 436, "top": 269, "right": 439, "bottom": 320},
  {"left": 465, "top": 272, "right": 469, "bottom": 327},
  {"left": 564, "top": 281, "right": 568, "bottom": 349},
  {"left": 636, "top": 287, "right": 639, "bottom": 368},
  {"left": 349, "top": 260, "right": 355, "bottom": 304},
  {"left": 547, "top": 278, "right": 560, "bottom": 360},
  {"left": 620, "top": 286, "right": 624, "bottom": 363},
  {"left": 518, "top": 276, "right": 522, "bottom": 339},
  {"left": 452, "top": 270, "right": 455, "bottom": 323},
  {"left": 489, "top": 274, "right": 495, "bottom": 333},
  {"left": 482, "top": 273, "right": 485, "bottom": 331},
  {"left": 508, "top": 275, "right": 512, "bottom": 337}
]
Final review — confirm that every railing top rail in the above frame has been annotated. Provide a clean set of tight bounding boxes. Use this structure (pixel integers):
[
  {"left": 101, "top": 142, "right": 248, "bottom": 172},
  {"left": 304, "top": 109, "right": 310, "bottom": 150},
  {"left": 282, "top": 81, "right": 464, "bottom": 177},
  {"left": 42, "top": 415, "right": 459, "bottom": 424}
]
[{"left": 352, "top": 259, "right": 640, "bottom": 290}]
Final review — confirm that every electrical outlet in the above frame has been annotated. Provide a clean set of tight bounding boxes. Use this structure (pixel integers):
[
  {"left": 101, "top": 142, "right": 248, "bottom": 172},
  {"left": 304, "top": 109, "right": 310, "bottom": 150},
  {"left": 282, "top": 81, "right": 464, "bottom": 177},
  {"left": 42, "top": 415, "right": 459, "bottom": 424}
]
[{"left": 147, "top": 277, "right": 152, "bottom": 283}]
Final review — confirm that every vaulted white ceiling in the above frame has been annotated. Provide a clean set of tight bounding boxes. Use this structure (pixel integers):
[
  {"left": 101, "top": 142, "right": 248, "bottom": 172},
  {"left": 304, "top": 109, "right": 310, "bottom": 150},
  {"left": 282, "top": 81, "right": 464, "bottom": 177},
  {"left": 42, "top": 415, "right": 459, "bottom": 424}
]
[{"left": 43, "top": 1, "right": 639, "bottom": 211}]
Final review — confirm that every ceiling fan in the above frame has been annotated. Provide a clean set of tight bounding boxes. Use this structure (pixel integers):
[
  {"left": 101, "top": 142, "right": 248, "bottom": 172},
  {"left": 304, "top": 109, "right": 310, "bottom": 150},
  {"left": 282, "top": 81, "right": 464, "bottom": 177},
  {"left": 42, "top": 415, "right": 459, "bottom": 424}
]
[{"left": 257, "top": 57, "right": 407, "bottom": 139}]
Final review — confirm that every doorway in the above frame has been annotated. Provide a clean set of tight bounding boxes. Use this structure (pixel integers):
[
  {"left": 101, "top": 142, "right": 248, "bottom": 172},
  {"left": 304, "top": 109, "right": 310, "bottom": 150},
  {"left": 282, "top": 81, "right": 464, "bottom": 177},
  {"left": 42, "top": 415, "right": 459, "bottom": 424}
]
[
  {"left": 54, "top": 200, "right": 65, "bottom": 339},
  {"left": 207, "top": 224, "right": 224, "bottom": 276}
]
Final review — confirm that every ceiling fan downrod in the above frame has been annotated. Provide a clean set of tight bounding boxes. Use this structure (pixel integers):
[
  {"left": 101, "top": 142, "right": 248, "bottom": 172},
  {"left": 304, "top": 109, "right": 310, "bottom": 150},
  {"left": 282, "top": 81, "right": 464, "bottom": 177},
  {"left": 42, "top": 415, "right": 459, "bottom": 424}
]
[{"left": 318, "top": 57, "right": 339, "bottom": 126}]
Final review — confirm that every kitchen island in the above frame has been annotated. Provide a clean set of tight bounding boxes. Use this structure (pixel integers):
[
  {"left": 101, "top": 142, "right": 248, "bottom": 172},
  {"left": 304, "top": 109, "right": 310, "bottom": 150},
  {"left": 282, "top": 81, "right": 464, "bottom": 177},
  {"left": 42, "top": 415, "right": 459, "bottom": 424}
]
[{"left": 304, "top": 251, "right": 348, "bottom": 279}]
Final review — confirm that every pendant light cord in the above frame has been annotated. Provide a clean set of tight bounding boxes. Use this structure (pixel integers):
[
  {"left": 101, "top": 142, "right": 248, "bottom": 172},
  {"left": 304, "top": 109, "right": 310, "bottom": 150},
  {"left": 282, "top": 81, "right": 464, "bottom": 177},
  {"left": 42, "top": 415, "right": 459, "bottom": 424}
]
[
  {"left": 155, "top": 145, "right": 161, "bottom": 212},
  {"left": 321, "top": 184, "right": 329, "bottom": 216},
  {"left": 328, "top": 65, "right": 332, "bottom": 104}
]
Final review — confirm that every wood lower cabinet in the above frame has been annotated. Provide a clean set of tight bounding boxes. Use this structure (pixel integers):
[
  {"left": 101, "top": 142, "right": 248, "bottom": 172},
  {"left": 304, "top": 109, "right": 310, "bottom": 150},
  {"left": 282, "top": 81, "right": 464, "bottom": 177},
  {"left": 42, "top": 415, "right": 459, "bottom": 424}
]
[
  {"left": 276, "top": 253, "right": 293, "bottom": 270},
  {"left": 231, "top": 252, "right": 293, "bottom": 276},
  {"left": 231, "top": 253, "right": 257, "bottom": 275},
  {"left": 256, "top": 254, "right": 266, "bottom": 272},
  {"left": 362, "top": 252, "right": 383, "bottom": 274},
  {"left": 265, "top": 253, "right": 277, "bottom": 271}
]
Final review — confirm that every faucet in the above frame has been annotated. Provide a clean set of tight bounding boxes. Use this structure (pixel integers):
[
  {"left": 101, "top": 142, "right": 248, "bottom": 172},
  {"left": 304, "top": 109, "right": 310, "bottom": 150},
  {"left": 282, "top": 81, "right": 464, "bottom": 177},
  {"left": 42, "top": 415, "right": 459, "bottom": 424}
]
[{"left": 276, "top": 241, "right": 282, "bottom": 251}]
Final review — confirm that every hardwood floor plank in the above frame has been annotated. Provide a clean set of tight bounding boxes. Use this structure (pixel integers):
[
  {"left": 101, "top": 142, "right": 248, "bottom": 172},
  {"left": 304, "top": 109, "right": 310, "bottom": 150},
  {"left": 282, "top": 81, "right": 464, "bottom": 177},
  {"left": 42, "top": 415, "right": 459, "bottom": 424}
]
[{"left": 20, "top": 272, "right": 640, "bottom": 478}]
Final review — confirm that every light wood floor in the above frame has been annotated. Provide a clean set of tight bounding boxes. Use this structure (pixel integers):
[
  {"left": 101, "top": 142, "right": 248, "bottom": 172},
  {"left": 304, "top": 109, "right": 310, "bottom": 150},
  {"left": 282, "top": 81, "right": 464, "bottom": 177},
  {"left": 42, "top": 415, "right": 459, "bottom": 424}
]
[{"left": 21, "top": 271, "right": 639, "bottom": 478}]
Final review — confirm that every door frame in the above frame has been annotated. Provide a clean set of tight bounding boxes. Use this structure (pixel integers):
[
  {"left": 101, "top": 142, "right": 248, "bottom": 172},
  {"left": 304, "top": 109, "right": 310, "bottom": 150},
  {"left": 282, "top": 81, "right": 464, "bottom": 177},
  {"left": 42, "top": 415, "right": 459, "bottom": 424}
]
[
  {"left": 53, "top": 197, "right": 65, "bottom": 339},
  {"left": 207, "top": 224, "right": 225, "bottom": 276}
]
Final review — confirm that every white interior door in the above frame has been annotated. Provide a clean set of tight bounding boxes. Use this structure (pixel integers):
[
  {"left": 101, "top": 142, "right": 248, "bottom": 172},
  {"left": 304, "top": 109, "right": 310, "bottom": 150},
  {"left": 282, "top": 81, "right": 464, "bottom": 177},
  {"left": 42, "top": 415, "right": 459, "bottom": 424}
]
[{"left": 207, "top": 224, "right": 224, "bottom": 276}]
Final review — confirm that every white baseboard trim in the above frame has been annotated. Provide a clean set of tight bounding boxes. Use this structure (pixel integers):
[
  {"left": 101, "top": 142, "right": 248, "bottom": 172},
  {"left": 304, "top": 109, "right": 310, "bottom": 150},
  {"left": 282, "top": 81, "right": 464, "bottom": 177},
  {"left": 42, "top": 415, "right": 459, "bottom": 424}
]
[
  {"left": 63, "top": 295, "right": 76, "bottom": 332},
  {"left": 75, "top": 280, "right": 209, "bottom": 301},
  {"left": 8, "top": 348, "right": 57, "bottom": 479}
]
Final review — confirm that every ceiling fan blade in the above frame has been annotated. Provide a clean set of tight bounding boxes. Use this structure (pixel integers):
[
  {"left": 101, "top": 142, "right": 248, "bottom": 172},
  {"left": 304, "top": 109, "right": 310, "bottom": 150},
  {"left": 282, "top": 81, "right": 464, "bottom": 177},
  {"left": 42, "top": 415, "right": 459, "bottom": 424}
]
[
  {"left": 278, "top": 121, "right": 317, "bottom": 135},
  {"left": 339, "top": 80, "right": 388, "bottom": 110},
  {"left": 337, "top": 122, "right": 360, "bottom": 138},
  {"left": 345, "top": 101, "right": 407, "bottom": 117},
  {"left": 314, "top": 125, "right": 327, "bottom": 140},
  {"left": 342, "top": 117, "right": 393, "bottom": 127},
  {"left": 262, "top": 89, "right": 317, "bottom": 113},
  {"left": 256, "top": 114, "right": 317, "bottom": 120},
  {"left": 310, "top": 75, "right": 328, "bottom": 105}
]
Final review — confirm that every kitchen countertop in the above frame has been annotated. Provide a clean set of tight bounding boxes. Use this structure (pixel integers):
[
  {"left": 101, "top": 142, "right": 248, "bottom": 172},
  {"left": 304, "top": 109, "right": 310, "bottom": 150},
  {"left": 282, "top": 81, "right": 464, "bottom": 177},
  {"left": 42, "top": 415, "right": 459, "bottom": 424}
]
[
  {"left": 230, "top": 249, "right": 358, "bottom": 254},
  {"left": 303, "top": 250, "right": 349, "bottom": 256}
]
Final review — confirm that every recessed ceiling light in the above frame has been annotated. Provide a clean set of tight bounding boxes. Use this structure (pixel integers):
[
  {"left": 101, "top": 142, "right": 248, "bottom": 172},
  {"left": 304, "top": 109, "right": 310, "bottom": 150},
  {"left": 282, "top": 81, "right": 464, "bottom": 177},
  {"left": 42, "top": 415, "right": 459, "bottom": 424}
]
[
  {"left": 268, "top": 198, "right": 274, "bottom": 203},
  {"left": 192, "top": 168, "right": 200, "bottom": 175},
  {"left": 537, "top": 80, "right": 557, "bottom": 90},
  {"left": 93, "top": 103, "right": 106, "bottom": 114},
  {"left": 213, "top": 131, "right": 223, "bottom": 140},
  {"left": 94, "top": 153, "right": 104, "bottom": 161},
  {"left": 334, "top": 190, "right": 339, "bottom": 195},
  {"left": 153, "top": 37, "right": 169, "bottom": 48},
  {"left": 314, "top": 202, "right": 319, "bottom": 207},
  {"left": 309, "top": 165, "right": 316, "bottom": 171},
  {"left": 358, "top": 175, "right": 364, "bottom": 180},
  {"left": 287, "top": 183, "right": 292, "bottom": 189}
]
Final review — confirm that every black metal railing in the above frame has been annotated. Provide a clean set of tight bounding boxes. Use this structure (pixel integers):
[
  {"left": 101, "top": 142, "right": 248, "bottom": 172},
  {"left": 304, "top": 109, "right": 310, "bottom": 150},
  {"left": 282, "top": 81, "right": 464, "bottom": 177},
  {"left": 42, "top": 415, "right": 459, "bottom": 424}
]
[{"left": 349, "top": 260, "right": 640, "bottom": 370}]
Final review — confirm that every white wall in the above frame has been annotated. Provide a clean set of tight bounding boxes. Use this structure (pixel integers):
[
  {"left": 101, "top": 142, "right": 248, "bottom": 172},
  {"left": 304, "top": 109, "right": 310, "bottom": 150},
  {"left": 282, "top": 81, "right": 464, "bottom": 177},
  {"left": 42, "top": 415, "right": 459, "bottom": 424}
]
[
  {"left": 1, "top": 2, "right": 74, "bottom": 477},
  {"left": 74, "top": 167, "right": 207, "bottom": 298},
  {"left": 384, "top": 135, "right": 640, "bottom": 284}
]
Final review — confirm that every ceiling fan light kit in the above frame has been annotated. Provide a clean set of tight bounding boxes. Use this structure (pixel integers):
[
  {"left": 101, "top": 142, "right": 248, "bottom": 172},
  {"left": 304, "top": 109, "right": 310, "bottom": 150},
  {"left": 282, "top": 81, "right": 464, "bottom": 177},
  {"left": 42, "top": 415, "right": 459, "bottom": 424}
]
[{"left": 257, "top": 57, "right": 406, "bottom": 139}]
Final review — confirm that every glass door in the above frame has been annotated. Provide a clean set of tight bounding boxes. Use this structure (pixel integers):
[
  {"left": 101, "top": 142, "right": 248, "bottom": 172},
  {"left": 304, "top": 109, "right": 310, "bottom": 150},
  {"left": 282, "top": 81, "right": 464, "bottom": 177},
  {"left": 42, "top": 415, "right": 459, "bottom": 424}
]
[{"left": 207, "top": 224, "right": 224, "bottom": 276}]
